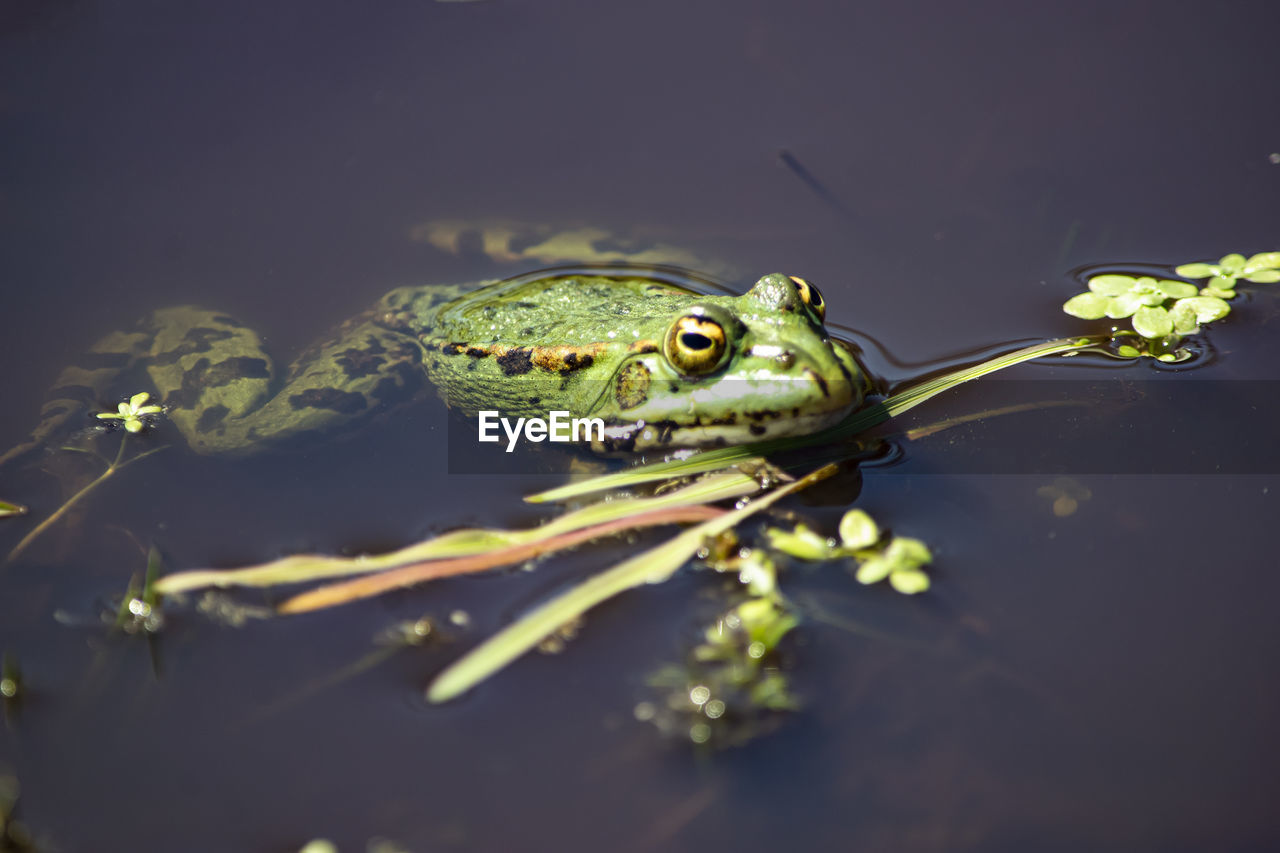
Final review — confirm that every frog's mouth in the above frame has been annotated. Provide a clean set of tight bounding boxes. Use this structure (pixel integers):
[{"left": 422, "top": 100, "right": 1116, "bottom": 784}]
[{"left": 588, "top": 406, "right": 854, "bottom": 453}]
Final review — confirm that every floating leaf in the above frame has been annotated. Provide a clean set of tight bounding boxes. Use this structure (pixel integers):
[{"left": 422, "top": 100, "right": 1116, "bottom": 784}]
[
  {"left": 1062, "top": 292, "right": 1110, "bottom": 319},
  {"left": 854, "top": 555, "right": 894, "bottom": 585},
  {"left": 1173, "top": 295, "right": 1230, "bottom": 324},
  {"left": 763, "top": 524, "right": 834, "bottom": 561},
  {"left": 1173, "top": 251, "right": 1280, "bottom": 291},
  {"left": 1105, "top": 292, "right": 1142, "bottom": 319},
  {"left": 1116, "top": 344, "right": 1141, "bottom": 358},
  {"left": 1170, "top": 302, "right": 1200, "bottom": 335},
  {"left": 1132, "top": 305, "right": 1173, "bottom": 339},
  {"left": 1088, "top": 274, "right": 1136, "bottom": 296},
  {"left": 838, "top": 509, "right": 880, "bottom": 551},
  {"left": 1154, "top": 279, "right": 1198, "bottom": 298},
  {"left": 736, "top": 550, "right": 778, "bottom": 596},
  {"left": 1244, "top": 251, "right": 1280, "bottom": 271},
  {"left": 1175, "top": 262, "right": 1217, "bottom": 279},
  {"left": 888, "top": 568, "right": 931, "bottom": 595},
  {"left": 885, "top": 537, "right": 932, "bottom": 567},
  {"left": 0, "top": 500, "right": 26, "bottom": 518},
  {"left": 1219, "top": 253, "right": 1246, "bottom": 274}
]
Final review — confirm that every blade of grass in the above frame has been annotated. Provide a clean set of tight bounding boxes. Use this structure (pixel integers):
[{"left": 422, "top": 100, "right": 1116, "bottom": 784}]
[
  {"left": 525, "top": 336, "right": 1099, "bottom": 503},
  {"left": 278, "top": 504, "right": 725, "bottom": 614},
  {"left": 156, "top": 468, "right": 763, "bottom": 595},
  {"left": 426, "top": 462, "right": 839, "bottom": 703}
]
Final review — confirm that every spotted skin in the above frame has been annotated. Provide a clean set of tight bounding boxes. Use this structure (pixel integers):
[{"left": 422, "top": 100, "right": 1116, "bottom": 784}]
[
  {"left": 614, "top": 362, "right": 651, "bottom": 410},
  {"left": 3, "top": 270, "right": 869, "bottom": 462}
]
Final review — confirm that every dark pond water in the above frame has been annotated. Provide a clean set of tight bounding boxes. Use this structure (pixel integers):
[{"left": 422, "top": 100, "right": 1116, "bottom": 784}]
[{"left": 2, "top": 1, "right": 1279, "bottom": 850}]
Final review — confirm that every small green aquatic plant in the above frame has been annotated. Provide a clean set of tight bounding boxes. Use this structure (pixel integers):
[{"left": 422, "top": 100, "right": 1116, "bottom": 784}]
[
  {"left": 1176, "top": 251, "right": 1280, "bottom": 292},
  {"left": 766, "top": 508, "right": 933, "bottom": 594},
  {"left": 0, "top": 501, "right": 25, "bottom": 519},
  {"left": 638, "top": 504, "right": 931, "bottom": 745},
  {"left": 114, "top": 545, "right": 165, "bottom": 635},
  {"left": 94, "top": 392, "right": 164, "bottom": 434},
  {"left": 640, "top": 594, "right": 801, "bottom": 747},
  {"left": 0, "top": 653, "right": 20, "bottom": 704},
  {"left": 4, "top": 393, "right": 166, "bottom": 563},
  {"left": 1062, "top": 250, "right": 1279, "bottom": 361}
]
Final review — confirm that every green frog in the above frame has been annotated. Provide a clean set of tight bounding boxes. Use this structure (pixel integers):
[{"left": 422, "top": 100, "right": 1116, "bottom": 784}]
[{"left": 2, "top": 267, "right": 868, "bottom": 462}]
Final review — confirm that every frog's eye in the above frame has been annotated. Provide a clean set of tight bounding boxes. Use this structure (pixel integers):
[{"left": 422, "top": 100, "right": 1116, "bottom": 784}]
[
  {"left": 664, "top": 314, "right": 729, "bottom": 375},
  {"left": 788, "top": 275, "right": 825, "bottom": 322}
]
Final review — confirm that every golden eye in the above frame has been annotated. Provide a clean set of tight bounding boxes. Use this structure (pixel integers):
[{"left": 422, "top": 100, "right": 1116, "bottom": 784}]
[
  {"left": 788, "top": 275, "right": 825, "bottom": 321},
  {"left": 664, "top": 314, "right": 728, "bottom": 375}
]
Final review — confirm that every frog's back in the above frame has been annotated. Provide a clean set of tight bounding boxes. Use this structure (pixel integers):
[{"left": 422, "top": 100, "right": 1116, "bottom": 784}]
[
  {"left": 434, "top": 275, "right": 696, "bottom": 345},
  {"left": 418, "top": 274, "right": 698, "bottom": 418}
]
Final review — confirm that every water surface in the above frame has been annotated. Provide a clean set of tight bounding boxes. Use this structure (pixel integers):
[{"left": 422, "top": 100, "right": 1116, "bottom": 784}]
[{"left": 2, "top": 2, "right": 1279, "bottom": 850}]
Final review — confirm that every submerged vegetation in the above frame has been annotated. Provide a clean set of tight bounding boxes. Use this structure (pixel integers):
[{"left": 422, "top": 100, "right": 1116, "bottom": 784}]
[
  {"left": 1, "top": 249, "right": 1275, "bottom": 745},
  {"left": 3, "top": 399, "right": 166, "bottom": 563}
]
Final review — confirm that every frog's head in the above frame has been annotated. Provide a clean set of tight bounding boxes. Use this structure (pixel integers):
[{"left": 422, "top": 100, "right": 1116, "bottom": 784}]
[{"left": 588, "top": 273, "right": 870, "bottom": 451}]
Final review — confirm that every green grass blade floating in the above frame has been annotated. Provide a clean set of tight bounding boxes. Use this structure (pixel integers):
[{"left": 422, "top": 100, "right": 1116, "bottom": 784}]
[
  {"left": 155, "top": 469, "right": 763, "bottom": 595},
  {"left": 874, "top": 336, "right": 1098, "bottom": 420},
  {"left": 277, "top": 504, "right": 726, "bottom": 615},
  {"left": 0, "top": 501, "right": 26, "bottom": 518},
  {"left": 426, "top": 463, "right": 839, "bottom": 704},
  {"left": 526, "top": 337, "right": 1100, "bottom": 503}
]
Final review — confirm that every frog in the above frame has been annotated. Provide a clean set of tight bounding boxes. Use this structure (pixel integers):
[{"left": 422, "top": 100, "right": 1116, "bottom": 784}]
[{"left": 1, "top": 263, "right": 868, "bottom": 464}]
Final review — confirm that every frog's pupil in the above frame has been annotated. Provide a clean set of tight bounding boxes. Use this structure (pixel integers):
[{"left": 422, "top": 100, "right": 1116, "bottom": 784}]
[{"left": 682, "top": 332, "right": 713, "bottom": 350}]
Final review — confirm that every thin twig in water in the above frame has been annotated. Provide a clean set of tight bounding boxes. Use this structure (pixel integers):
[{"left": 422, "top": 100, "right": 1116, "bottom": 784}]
[{"left": 5, "top": 440, "right": 166, "bottom": 563}]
